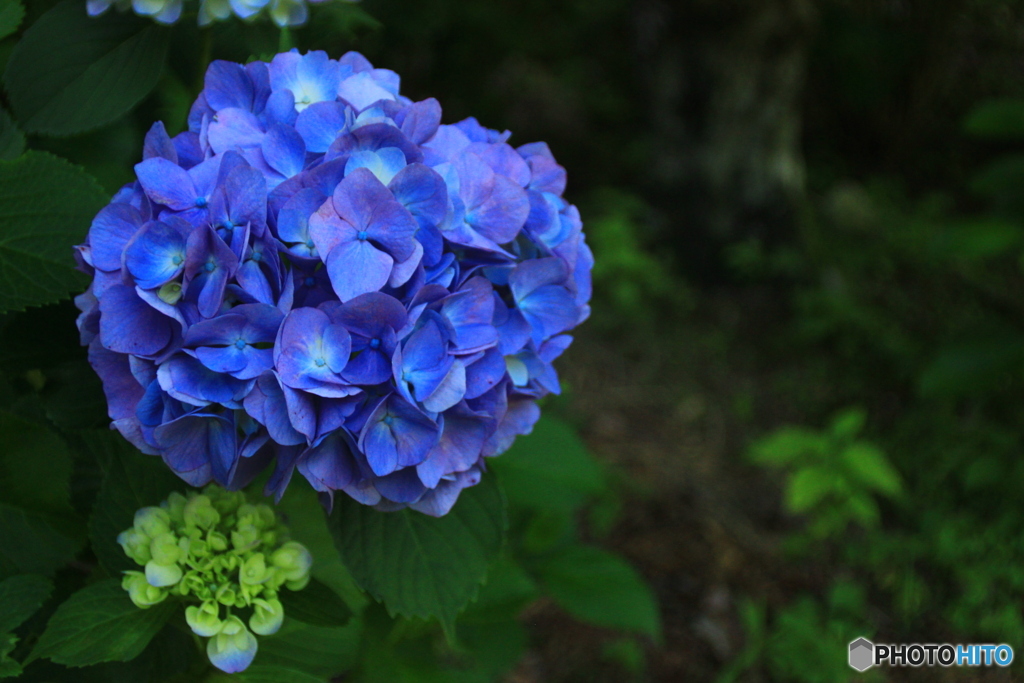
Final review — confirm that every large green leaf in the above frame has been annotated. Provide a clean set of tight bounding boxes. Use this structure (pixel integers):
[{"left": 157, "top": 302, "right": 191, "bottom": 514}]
[
  {"left": 84, "top": 430, "right": 183, "bottom": 574},
  {"left": 28, "top": 578, "right": 174, "bottom": 667},
  {"left": 232, "top": 665, "right": 326, "bottom": 683},
  {"left": 489, "top": 416, "right": 604, "bottom": 512},
  {"left": 0, "top": 503, "right": 81, "bottom": 580},
  {"left": 250, "top": 619, "right": 361, "bottom": 679},
  {"left": 0, "top": 108, "right": 23, "bottom": 161},
  {"left": 0, "top": 411, "right": 74, "bottom": 517},
  {"left": 275, "top": 480, "right": 368, "bottom": 612},
  {"left": 327, "top": 473, "right": 506, "bottom": 626},
  {"left": 3, "top": 0, "right": 168, "bottom": 136},
  {"left": 0, "top": 0, "right": 23, "bottom": 41},
  {"left": 0, "top": 574, "right": 52, "bottom": 633},
  {"left": 534, "top": 544, "right": 661, "bottom": 639},
  {"left": 278, "top": 577, "right": 353, "bottom": 628},
  {"left": 0, "top": 152, "right": 107, "bottom": 312}
]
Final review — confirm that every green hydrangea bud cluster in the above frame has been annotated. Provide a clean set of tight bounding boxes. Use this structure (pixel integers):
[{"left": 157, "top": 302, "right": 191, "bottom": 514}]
[{"left": 118, "top": 485, "right": 313, "bottom": 673}]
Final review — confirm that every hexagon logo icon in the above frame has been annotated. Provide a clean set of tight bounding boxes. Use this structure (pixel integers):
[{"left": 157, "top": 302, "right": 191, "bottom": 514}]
[{"left": 849, "top": 638, "right": 874, "bottom": 672}]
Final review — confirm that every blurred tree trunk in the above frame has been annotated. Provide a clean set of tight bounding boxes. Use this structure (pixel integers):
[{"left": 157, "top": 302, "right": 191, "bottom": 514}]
[{"left": 634, "top": 0, "right": 816, "bottom": 278}]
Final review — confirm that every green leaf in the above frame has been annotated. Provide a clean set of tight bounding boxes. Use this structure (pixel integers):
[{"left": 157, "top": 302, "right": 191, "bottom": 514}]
[
  {"left": 327, "top": 473, "right": 506, "bottom": 626},
  {"left": 29, "top": 578, "right": 174, "bottom": 667},
  {"left": 489, "top": 416, "right": 604, "bottom": 512},
  {"left": 534, "top": 544, "right": 661, "bottom": 639},
  {"left": 840, "top": 443, "right": 901, "bottom": 497},
  {"left": 784, "top": 467, "right": 834, "bottom": 513},
  {"left": 274, "top": 480, "right": 367, "bottom": 612},
  {"left": 460, "top": 555, "right": 538, "bottom": 623},
  {"left": 963, "top": 98, "right": 1024, "bottom": 139},
  {"left": 1, "top": 633, "right": 21, "bottom": 679},
  {"left": 829, "top": 408, "right": 865, "bottom": 441},
  {"left": 0, "top": 574, "right": 53, "bottom": 633},
  {"left": 0, "top": 151, "right": 107, "bottom": 312},
  {"left": 748, "top": 427, "right": 826, "bottom": 467},
  {"left": 251, "top": 619, "right": 361, "bottom": 679},
  {"left": 234, "top": 664, "right": 326, "bottom": 683},
  {"left": 278, "top": 577, "right": 353, "bottom": 628},
  {"left": 0, "top": 0, "right": 23, "bottom": 41},
  {"left": 3, "top": 0, "right": 169, "bottom": 136},
  {"left": 84, "top": 429, "right": 184, "bottom": 574},
  {"left": 0, "top": 503, "right": 81, "bottom": 580},
  {"left": 0, "top": 411, "right": 74, "bottom": 516},
  {"left": 0, "top": 108, "right": 24, "bottom": 161}
]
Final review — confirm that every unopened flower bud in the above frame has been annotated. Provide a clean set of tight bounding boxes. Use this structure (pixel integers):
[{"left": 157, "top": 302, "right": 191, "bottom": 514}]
[
  {"left": 185, "top": 600, "right": 223, "bottom": 637},
  {"left": 270, "top": 541, "right": 312, "bottom": 583},
  {"left": 207, "top": 616, "right": 257, "bottom": 674},
  {"left": 250, "top": 597, "right": 284, "bottom": 635},
  {"left": 240, "top": 553, "right": 271, "bottom": 586},
  {"left": 123, "top": 571, "right": 167, "bottom": 608},
  {"left": 184, "top": 495, "right": 220, "bottom": 530},
  {"left": 134, "top": 507, "right": 171, "bottom": 538},
  {"left": 149, "top": 531, "right": 181, "bottom": 565},
  {"left": 117, "top": 528, "right": 152, "bottom": 564},
  {"left": 145, "top": 559, "right": 183, "bottom": 588}
]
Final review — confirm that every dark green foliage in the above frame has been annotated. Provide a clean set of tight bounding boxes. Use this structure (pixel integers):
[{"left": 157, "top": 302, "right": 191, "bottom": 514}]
[
  {"left": 327, "top": 471, "right": 507, "bottom": 628},
  {"left": 28, "top": 579, "right": 175, "bottom": 667},
  {"left": 3, "top": 0, "right": 168, "bottom": 136},
  {"left": 85, "top": 430, "right": 183, "bottom": 574},
  {"left": 0, "top": 152, "right": 107, "bottom": 313},
  {"left": 0, "top": 0, "right": 22, "bottom": 41},
  {"left": 277, "top": 578, "right": 353, "bottom": 628}
]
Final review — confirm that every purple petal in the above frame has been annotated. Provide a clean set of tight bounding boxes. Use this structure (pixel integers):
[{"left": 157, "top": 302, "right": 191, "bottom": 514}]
[
  {"left": 88, "top": 339, "right": 145, "bottom": 420},
  {"left": 388, "top": 163, "right": 448, "bottom": 229},
  {"left": 208, "top": 108, "right": 266, "bottom": 154},
  {"left": 99, "top": 285, "right": 173, "bottom": 356},
  {"left": 416, "top": 404, "right": 489, "bottom": 488},
  {"left": 297, "top": 432, "right": 358, "bottom": 492},
  {"left": 397, "top": 98, "right": 441, "bottom": 145},
  {"left": 324, "top": 238, "right": 394, "bottom": 302},
  {"left": 143, "top": 121, "right": 177, "bottom": 163},
  {"left": 409, "top": 466, "right": 482, "bottom": 517}
]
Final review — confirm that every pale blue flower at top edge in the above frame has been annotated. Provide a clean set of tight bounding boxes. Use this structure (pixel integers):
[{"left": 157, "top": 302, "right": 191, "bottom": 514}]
[
  {"left": 86, "top": 0, "right": 358, "bottom": 27},
  {"left": 75, "top": 48, "right": 593, "bottom": 518}
]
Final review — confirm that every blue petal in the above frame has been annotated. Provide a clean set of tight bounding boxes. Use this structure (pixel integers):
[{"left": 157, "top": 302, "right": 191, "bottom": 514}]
[
  {"left": 409, "top": 466, "right": 482, "bottom": 517},
  {"left": 135, "top": 158, "right": 197, "bottom": 210},
  {"left": 331, "top": 167, "right": 417, "bottom": 260},
  {"left": 157, "top": 354, "right": 252, "bottom": 406},
  {"left": 358, "top": 395, "right": 439, "bottom": 477},
  {"left": 262, "top": 123, "right": 306, "bottom": 179},
  {"left": 125, "top": 220, "right": 188, "bottom": 289},
  {"left": 89, "top": 203, "right": 143, "bottom": 272},
  {"left": 345, "top": 147, "right": 407, "bottom": 185},
  {"left": 294, "top": 101, "right": 350, "bottom": 153},
  {"left": 204, "top": 60, "right": 255, "bottom": 112},
  {"left": 143, "top": 121, "right": 177, "bottom": 163},
  {"left": 464, "top": 347, "right": 506, "bottom": 399},
  {"left": 243, "top": 372, "right": 306, "bottom": 446},
  {"left": 338, "top": 71, "right": 397, "bottom": 111}
]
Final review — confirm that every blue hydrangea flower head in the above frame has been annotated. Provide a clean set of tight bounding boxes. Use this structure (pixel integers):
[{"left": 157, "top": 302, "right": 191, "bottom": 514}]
[{"left": 77, "top": 50, "right": 593, "bottom": 517}]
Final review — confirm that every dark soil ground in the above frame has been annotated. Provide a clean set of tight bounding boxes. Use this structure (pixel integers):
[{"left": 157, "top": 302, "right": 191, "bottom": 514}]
[{"left": 503, "top": 290, "right": 1021, "bottom": 683}]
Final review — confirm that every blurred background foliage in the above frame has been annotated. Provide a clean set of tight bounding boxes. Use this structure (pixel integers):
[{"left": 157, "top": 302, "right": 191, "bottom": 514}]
[{"left": 5, "top": 0, "right": 1024, "bottom": 680}]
